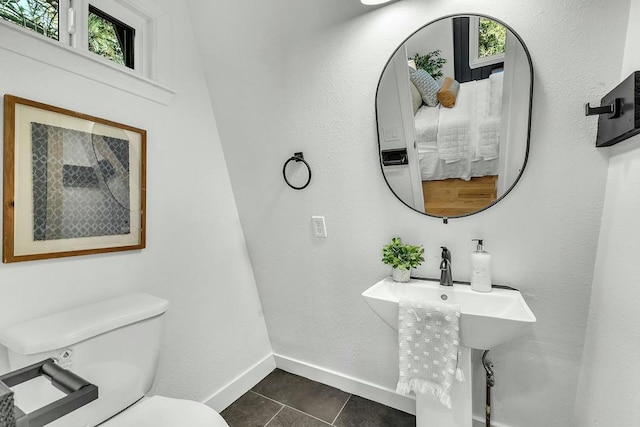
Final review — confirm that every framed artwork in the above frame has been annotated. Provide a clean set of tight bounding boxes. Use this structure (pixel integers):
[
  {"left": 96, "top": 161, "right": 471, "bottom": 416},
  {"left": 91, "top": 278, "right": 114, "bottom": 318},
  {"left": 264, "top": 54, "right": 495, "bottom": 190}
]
[{"left": 3, "top": 95, "right": 146, "bottom": 263}]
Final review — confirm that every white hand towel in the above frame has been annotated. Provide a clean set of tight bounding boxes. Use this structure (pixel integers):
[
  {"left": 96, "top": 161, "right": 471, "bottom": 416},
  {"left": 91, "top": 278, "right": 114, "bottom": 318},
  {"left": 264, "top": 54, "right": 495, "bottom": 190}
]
[{"left": 396, "top": 298, "right": 464, "bottom": 409}]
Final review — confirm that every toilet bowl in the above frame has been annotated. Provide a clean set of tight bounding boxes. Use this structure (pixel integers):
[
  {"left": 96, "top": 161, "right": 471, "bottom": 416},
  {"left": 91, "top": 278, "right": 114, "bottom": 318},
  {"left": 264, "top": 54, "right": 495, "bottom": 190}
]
[
  {"left": 0, "top": 293, "right": 229, "bottom": 427},
  {"left": 100, "top": 396, "right": 228, "bottom": 427}
]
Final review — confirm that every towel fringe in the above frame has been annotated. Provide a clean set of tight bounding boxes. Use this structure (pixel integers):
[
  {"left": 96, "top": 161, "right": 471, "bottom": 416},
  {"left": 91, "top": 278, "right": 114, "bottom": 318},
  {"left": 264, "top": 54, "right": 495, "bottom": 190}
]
[
  {"left": 456, "top": 350, "right": 465, "bottom": 382},
  {"left": 396, "top": 378, "right": 453, "bottom": 409}
]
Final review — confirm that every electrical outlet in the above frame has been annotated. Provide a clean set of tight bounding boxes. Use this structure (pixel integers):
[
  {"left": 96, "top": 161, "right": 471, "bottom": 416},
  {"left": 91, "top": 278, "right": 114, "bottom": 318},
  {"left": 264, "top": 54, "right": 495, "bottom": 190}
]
[{"left": 311, "top": 216, "right": 327, "bottom": 237}]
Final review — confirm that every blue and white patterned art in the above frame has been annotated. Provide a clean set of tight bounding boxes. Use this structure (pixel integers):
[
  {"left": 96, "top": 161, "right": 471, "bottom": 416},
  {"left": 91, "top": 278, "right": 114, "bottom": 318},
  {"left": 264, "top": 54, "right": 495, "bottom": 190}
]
[{"left": 31, "top": 122, "right": 131, "bottom": 241}]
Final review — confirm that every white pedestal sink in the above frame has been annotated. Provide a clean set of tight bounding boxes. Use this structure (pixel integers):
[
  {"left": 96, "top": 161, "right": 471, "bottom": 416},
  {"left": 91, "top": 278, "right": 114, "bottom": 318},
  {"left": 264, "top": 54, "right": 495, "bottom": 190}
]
[{"left": 362, "top": 277, "right": 536, "bottom": 427}]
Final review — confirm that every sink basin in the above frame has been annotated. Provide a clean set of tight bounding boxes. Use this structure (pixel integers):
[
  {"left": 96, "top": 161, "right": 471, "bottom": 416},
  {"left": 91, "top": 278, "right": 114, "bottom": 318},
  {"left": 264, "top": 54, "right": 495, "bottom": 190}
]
[{"left": 362, "top": 277, "right": 536, "bottom": 349}]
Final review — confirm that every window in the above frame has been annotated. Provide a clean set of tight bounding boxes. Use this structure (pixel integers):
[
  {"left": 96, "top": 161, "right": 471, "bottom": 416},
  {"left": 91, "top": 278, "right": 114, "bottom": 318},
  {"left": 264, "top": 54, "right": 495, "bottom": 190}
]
[
  {"left": 0, "top": 0, "right": 174, "bottom": 104},
  {"left": 0, "top": 0, "right": 139, "bottom": 71},
  {"left": 88, "top": 5, "right": 134, "bottom": 68},
  {"left": 478, "top": 18, "right": 506, "bottom": 58},
  {"left": 0, "top": 0, "right": 60, "bottom": 40},
  {"left": 469, "top": 17, "right": 506, "bottom": 69}
]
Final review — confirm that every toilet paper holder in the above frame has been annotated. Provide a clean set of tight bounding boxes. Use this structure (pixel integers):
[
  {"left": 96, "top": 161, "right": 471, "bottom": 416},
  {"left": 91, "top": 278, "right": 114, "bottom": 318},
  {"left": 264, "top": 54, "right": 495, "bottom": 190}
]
[
  {"left": 585, "top": 71, "right": 640, "bottom": 147},
  {"left": 0, "top": 358, "right": 98, "bottom": 427}
]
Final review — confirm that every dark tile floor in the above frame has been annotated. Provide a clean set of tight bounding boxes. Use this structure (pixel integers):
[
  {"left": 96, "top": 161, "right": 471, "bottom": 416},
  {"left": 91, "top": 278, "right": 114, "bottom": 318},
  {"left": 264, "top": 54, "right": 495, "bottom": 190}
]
[{"left": 221, "top": 369, "right": 415, "bottom": 427}]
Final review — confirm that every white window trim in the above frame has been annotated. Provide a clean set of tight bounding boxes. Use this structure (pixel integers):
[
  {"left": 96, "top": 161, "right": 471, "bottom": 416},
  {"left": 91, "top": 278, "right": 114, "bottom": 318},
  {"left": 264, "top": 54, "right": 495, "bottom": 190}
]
[
  {"left": 468, "top": 16, "right": 505, "bottom": 70},
  {"left": 0, "top": 0, "right": 174, "bottom": 105}
]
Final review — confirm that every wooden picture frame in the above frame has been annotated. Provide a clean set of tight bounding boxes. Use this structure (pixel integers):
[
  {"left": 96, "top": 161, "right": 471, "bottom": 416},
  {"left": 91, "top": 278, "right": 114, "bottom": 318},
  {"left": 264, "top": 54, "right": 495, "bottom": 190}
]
[{"left": 3, "top": 95, "right": 146, "bottom": 263}]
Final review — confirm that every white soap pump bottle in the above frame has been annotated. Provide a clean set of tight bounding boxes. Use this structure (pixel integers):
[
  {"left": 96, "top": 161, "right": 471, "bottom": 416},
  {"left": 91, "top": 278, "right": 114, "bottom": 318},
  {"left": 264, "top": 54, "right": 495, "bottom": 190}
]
[{"left": 471, "top": 239, "right": 492, "bottom": 293}]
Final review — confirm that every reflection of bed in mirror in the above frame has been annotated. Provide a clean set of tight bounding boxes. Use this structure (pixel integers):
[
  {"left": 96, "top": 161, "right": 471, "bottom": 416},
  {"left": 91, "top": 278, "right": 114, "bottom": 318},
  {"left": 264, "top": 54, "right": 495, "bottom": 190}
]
[
  {"left": 376, "top": 14, "right": 532, "bottom": 218},
  {"left": 415, "top": 72, "right": 503, "bottom": 181}
]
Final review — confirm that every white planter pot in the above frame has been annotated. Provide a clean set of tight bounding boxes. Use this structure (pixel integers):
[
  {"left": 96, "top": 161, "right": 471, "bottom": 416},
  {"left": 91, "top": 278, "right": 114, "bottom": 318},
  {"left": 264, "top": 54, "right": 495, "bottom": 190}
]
[{"left": 392, "top": 268, "right": 411, "bottom": 283}]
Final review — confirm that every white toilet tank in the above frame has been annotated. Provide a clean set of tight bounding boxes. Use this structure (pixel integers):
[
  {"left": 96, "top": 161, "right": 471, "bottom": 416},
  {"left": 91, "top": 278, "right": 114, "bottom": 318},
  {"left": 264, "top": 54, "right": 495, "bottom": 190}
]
[{"left": 0, "top": 293, "right": 169, "bottom": 426}]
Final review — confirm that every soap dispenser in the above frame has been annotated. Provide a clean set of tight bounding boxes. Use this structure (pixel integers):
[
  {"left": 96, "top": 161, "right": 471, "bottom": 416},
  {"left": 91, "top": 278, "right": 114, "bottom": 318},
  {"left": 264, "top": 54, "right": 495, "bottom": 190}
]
[{"left": 471, "top": 239, "right": 492, "bottom": 292}]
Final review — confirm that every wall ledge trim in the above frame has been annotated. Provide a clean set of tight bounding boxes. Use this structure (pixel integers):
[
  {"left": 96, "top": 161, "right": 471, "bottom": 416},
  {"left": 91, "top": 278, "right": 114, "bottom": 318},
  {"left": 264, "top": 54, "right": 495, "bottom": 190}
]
[{"left": 0, "top": 21, "right": 175, "bottom": 105}]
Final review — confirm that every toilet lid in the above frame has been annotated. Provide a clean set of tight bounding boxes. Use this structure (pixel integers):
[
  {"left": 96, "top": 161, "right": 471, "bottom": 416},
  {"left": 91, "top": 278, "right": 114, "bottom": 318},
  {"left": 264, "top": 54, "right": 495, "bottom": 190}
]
[{"left": 99, "top": 396, "right": 229, "bottom": 427}]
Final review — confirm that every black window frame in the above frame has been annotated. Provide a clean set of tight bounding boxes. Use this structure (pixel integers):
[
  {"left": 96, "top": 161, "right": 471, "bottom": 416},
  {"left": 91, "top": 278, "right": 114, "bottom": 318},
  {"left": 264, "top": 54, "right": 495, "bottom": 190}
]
[
  {"left": 452, "top": 16, "right": 503, "bottom": 83},
  {"left": 88, "top": 4, "right": 135, "bottom": 69}
]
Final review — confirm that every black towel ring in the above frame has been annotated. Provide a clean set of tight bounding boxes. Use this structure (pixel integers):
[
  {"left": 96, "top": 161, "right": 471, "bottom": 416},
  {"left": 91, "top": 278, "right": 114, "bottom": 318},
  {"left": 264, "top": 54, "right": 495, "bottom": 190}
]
[{"left": 283, "top": 152, "right": 312, "bottom": 190}]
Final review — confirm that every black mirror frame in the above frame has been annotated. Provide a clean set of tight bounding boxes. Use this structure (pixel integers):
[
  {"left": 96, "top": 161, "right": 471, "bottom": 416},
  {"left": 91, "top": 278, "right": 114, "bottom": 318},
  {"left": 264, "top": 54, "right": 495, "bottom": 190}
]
[{"left": 375, "top": 13, "right": 534, "bottom": 221}]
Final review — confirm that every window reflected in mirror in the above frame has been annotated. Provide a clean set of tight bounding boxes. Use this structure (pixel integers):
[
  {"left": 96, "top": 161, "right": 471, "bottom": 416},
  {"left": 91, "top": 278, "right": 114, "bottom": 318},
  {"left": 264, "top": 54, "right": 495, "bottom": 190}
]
[{"left": 477, "top": 17, "right": 506, "bottom": 60}]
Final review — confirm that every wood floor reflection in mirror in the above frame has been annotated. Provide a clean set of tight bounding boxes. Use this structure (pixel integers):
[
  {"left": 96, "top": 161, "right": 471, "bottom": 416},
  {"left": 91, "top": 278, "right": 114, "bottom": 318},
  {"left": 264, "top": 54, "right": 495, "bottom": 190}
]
[{"left": 422, "top": 175, "right": 497, "bottom": 217}]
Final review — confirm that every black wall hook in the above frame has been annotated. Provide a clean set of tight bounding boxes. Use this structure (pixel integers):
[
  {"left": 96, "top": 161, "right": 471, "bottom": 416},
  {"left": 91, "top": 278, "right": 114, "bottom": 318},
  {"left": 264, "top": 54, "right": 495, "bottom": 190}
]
[
  {"left": 585, "top": 71, "right": 640, "bottom": 147},
  {"left": 585, "top": 98, "right": 622, "bottom": 119}
]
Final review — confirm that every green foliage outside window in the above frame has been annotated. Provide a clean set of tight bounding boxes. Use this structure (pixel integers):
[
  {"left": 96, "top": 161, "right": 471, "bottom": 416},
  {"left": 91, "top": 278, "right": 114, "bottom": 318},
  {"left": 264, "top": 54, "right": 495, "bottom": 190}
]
[
  {"left": 478, "top": 18, "right": 506, "bottom": 58},
  {"left": 88, "top": 11, "right": 125, "bottom": 66},
  {"left": 0, "top": 0, "right": 59, "bottom": 40},
  {"left": 0, "top": 1, "right": 129, "bottom": 68}
]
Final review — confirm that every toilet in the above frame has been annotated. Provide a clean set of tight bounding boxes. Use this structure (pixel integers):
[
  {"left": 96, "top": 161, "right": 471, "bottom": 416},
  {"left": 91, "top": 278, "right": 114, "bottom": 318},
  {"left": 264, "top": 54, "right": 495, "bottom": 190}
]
[{"left": 0, "top": 293, "right": 229, "bottom": 426}]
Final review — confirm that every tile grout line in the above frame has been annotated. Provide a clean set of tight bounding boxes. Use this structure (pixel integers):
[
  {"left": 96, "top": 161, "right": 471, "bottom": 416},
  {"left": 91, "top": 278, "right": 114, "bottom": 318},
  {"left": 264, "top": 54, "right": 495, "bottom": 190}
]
[
  {"left": 250, "top": 390, "right": 286, "bottom": 406},
  {"left": 330, "top": 394, "right": 352, "bottom": 426},
  {"left": 250, "top": 390, "right": 336, "bottom": 426},
  {"left": 280, "top": 404, "right": 334, "bottom": 426},
  {"left": 249, "top": 391, "right": 284, "bottom": 427},
  {"left": 263, "top": 405, "right": 285, "bottom": 427}
]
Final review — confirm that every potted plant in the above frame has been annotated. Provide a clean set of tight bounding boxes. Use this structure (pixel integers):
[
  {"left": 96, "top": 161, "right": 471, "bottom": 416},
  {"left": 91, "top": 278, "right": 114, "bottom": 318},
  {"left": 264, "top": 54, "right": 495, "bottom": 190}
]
[
  {"left": 381, "top": 237, "right": 425, "bottom": 282},
  {"left": 411, "top": 50, "right": 447, "bottom": 80}
]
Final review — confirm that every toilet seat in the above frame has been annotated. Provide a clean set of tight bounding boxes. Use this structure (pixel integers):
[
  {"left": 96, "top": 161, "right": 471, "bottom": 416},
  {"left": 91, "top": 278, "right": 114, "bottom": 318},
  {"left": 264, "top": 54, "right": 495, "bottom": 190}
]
[{"left": 99, "top": 395, "right": 229, "bottom": 427}]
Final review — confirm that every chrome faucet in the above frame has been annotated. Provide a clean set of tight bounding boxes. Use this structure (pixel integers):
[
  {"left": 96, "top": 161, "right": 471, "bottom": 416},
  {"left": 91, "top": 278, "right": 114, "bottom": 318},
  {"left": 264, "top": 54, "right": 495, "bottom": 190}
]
[{"left": 440, "top": 246, "right": 453, "bottom": 286}]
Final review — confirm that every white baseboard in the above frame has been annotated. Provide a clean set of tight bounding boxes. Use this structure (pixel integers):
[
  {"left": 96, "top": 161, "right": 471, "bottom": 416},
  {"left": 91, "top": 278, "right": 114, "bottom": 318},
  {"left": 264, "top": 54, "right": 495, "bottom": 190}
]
[
  {"left": 273, "top": 353, "right": 416, "bottom": 415},
  {"left": 202, "top": 353, "right": 276, "bottom": 412},
  {"left": 472, "top": 415, "right": 511, "bottom": 427},
  {"left": 202, "top": 352, "right": 510, "bottom": 426}
]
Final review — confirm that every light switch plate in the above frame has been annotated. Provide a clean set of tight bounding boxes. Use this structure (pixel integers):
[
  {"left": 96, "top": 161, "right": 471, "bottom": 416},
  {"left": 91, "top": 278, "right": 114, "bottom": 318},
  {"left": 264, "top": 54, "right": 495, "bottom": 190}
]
[{"left": 383, "top": 126, "right": 400, "bottom": 142}]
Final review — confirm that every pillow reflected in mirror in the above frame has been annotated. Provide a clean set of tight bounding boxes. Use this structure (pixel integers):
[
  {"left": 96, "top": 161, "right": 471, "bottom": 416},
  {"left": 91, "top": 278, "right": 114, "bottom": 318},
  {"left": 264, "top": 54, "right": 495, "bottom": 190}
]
[
  {"left": 437, "top": 77, "right": 460, "bottom": 108},
  {"left": 410, "top": 69, "right": 440, "bottom": 107},
  {"left": 410, "top": 81, "right": 422, "bottom": 114}
]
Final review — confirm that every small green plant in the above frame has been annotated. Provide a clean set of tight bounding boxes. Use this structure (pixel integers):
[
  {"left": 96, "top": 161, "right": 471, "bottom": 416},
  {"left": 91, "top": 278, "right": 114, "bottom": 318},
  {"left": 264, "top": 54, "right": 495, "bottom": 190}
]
[
  {"left": 411, "top": 50, "right": 447, "bottom": 80},
  {"left": 381, "top": 237, "right": 425, "bottom": 271}
]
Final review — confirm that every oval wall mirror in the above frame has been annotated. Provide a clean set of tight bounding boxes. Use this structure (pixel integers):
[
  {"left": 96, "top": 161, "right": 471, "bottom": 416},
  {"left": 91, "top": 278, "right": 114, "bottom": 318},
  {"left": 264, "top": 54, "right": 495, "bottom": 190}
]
[{"left": 376, "top": 14, "right": 532, "bottom": 219}]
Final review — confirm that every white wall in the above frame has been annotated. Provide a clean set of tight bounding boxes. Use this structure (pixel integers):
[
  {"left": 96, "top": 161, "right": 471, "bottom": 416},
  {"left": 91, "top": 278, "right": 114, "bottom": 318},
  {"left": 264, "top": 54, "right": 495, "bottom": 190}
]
[
  {"left": 405, "top": 18, "right": 455, "bottom": 84},
  {"left": 573, "top": 1, "right": 640, "bottom": 425},
  {"left": 188, "top": 0, "right": 628, "bottom": 425},
  {"left": 0, "top": 0, "right": 272, "bottom": 406}
]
